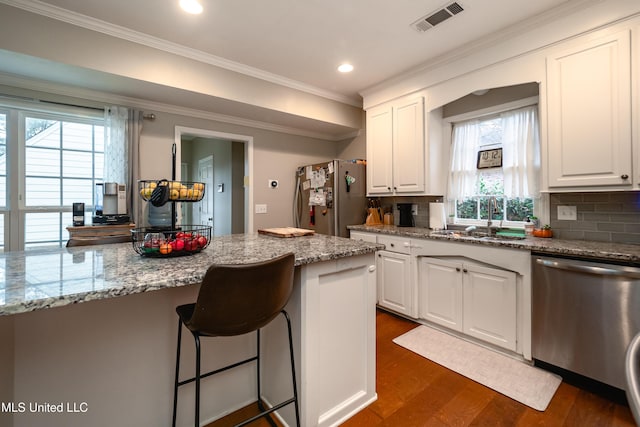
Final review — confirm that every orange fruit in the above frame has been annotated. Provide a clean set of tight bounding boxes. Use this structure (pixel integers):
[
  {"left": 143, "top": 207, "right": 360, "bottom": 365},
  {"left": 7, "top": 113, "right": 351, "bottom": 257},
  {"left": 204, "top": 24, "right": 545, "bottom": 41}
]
[{"left": 159, "top": 243, "right": 172, "bottom": 255}]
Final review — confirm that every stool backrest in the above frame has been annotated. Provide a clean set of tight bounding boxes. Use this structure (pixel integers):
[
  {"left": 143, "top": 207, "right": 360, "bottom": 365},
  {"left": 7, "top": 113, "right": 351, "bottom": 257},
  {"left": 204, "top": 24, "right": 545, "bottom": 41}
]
[{"left": 187, "top": 252, "right": 296, "bottom": 336}]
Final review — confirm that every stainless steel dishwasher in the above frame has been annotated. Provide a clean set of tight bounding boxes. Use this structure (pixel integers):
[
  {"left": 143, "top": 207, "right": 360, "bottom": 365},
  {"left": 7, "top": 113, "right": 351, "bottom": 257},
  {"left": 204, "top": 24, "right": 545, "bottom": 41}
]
[{"left": 532, "top": 254, "right": 640, "bottom": 390}]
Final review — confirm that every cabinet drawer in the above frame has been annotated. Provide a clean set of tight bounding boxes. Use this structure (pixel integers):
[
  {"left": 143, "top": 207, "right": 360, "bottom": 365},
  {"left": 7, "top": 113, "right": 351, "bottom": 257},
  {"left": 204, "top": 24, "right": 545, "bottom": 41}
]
[
  {"left": 350, "top": 231, "right": 377, "bottom": 243},
  {"left": 377, "top": 235, "right": 412, "bottom": 254}
]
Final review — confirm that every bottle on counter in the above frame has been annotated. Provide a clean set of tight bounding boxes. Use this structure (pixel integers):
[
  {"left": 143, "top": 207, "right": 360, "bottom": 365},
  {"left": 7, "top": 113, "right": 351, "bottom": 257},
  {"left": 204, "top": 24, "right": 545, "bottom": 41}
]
[{"left": 524, "top": 217, "right": 535, "bottom": 236}]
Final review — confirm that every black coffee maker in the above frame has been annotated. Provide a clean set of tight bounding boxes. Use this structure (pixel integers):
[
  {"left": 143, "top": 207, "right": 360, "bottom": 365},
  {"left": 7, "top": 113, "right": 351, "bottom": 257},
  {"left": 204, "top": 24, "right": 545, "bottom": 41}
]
[{"left": 397, "top": 203, "right": 414, "bottom": 227}]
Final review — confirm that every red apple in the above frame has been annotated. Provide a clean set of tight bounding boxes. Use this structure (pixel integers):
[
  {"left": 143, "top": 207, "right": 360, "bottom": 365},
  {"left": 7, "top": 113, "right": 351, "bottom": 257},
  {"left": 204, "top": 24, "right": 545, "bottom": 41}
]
[{"left": 196, "top": 235, "right": 207, "bottom": 248}]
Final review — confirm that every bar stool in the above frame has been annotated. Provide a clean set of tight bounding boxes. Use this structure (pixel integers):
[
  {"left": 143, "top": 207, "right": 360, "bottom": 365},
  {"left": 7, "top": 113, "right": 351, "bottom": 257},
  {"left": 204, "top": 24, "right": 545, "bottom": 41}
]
[{"left": 171, "top": 252, "right": 300, "bottom": 427}]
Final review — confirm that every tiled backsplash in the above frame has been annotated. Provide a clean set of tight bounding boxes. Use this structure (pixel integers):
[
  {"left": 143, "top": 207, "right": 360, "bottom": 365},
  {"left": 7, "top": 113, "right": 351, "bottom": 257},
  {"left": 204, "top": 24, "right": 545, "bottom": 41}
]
[
  {"left": 549, "top": 192, "right": 640, "bottom": 244},
  {"left": 371, "top": 192, "right": 640, "bottom": 244},
  {"left": 373, "top": 196, "right": 443, "bottom": 228}
]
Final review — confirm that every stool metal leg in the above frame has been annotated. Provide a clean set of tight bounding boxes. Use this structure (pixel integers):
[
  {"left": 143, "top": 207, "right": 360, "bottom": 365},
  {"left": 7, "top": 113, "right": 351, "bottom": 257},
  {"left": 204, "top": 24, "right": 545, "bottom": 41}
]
[
  {"left": 283, "top": 310, "right": 301, "bottom": 427},
  {"left": 172, "top": 317, "right": 183, "bottom": 427},
  {"left": 194, "top": 334, "right": 202, "bottom": 427}
]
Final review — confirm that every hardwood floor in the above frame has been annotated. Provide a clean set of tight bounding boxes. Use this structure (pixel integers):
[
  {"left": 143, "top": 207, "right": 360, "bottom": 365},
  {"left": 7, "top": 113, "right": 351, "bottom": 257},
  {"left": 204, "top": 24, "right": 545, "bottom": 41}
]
[
  {"left": 342, "top": 310, "right": 636, "bottom": 427},
  {"left": 208, "top": 309, "right": 636, "bottom": 426}
]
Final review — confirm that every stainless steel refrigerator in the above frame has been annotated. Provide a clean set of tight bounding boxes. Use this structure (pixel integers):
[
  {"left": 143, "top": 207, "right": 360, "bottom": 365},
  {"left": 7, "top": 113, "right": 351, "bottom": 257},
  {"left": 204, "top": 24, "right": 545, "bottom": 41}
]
[{"left": 294, "top": 159, "right": 367, "bottom": 237}]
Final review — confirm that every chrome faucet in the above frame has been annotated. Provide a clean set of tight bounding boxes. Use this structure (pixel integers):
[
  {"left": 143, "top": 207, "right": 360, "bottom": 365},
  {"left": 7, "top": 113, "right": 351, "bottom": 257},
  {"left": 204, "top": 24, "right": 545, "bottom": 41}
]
[{"left": 487, "top": 197, "right": 498, "bottom": 236}]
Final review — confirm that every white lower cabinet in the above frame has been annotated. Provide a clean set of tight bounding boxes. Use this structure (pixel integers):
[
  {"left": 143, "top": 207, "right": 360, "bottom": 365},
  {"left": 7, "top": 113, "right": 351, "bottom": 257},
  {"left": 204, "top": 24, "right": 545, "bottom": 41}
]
[
  {"left": 418, "top": 257, "right": 517, "bottom": 352},
  {"left": 418, "top": 257, "right": 463, "bottom": 330},
  {"left": 377, "top": 250, "right": 414, "bottom": 317}
]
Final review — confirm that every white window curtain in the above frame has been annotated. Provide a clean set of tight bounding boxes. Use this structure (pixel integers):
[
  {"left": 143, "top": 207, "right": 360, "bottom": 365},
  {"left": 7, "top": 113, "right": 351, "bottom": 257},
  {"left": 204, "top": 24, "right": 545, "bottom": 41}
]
[
  {"left": 447, "top": 105, "right": 540, "bottom": 201},
  {"left": 104, "top": 107, "right": 143, "bottom": 223},
  {"left": 447, "top": 119, "right": 480, "bottom": 200},
  {"left": 501, "top": 106, "right": 540, "bottom": 198},
  {"left": 104, "top": 106, "right": 129, "bottom": 184}
]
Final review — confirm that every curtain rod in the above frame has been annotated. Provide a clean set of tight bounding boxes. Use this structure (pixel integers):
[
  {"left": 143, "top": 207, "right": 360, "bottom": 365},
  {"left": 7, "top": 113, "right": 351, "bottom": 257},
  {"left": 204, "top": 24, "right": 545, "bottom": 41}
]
[
  {"left": 0, "top": 93, "right": 104, "bottom": 112},
  {"left": 0, "top": 93, "right": 156, "bottom": 120}
]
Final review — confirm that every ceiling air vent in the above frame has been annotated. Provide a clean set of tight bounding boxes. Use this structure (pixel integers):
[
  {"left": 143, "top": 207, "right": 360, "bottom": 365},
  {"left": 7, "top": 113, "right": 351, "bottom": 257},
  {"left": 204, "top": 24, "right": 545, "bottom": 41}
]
[{"left": 411, "top": 2, "right": 464, "bottom": 32}]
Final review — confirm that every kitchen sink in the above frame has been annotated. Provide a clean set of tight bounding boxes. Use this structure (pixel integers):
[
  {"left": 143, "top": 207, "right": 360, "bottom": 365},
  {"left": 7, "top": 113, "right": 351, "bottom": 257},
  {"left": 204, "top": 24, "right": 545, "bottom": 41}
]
[{"left": 430, "top": 229, "right": 525, "bottom": 241}]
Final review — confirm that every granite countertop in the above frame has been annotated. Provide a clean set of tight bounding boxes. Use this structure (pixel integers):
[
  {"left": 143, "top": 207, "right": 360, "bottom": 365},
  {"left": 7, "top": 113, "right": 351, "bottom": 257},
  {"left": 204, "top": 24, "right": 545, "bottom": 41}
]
[
  {"left": 348, "top": 224, "right": 640, "bottom": 264},
  {"left": 0, "top": 233, "right": 382, "bottom": 316}
]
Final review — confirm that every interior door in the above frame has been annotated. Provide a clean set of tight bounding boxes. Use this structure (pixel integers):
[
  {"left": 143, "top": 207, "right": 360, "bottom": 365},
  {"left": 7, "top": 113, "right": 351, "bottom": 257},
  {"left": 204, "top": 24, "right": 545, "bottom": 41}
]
[{"left": 198, "top": 156, "right": 214, "bottom": 228}]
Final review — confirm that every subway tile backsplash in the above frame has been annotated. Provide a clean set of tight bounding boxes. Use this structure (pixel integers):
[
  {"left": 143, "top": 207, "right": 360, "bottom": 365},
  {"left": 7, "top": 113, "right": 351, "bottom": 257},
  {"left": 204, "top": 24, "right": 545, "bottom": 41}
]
[
  {"left": 368, "top": 192, "right": 640, "bottom": 244},
  {"left": 550, "top": 192, "right": 640, "bottom": 244}
]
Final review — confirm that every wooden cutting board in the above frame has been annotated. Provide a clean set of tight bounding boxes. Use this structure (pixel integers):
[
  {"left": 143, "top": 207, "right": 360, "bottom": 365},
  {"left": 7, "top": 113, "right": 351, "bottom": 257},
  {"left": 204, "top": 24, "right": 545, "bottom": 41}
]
[{"left": 258, "top": 227, "right": 316, "bottom": 238}]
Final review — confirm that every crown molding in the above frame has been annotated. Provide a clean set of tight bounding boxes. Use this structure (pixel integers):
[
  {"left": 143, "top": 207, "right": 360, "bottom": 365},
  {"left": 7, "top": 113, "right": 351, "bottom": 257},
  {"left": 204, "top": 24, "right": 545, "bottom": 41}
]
[
  {"left": 0, "top": 72, "right": 357, "bottom": 141},
  {"left": 0, "top": 0, "right": 363, "bottom": 108}
]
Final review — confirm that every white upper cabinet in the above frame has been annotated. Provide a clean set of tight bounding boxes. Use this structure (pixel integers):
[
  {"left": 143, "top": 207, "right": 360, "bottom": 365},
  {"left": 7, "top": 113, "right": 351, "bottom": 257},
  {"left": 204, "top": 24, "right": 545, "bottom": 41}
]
[
  {"left": 366, "top": 94, "right": 426, "bottom": 195},
  {"left": 365, "top": 104, "right": 394, "bottom": 194},
  {"left": 546, "top": 29, "right": 632, "bottom": 188},
  {"left": 392, "top": 96, "right": 426, "bottom": 193}
]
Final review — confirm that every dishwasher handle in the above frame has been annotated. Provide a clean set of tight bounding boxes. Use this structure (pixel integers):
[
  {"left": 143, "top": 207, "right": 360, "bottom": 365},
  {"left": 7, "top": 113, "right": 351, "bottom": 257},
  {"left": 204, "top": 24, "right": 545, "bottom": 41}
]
[{"left": 535, "top": 258, "right": 640, "bottom": 279}]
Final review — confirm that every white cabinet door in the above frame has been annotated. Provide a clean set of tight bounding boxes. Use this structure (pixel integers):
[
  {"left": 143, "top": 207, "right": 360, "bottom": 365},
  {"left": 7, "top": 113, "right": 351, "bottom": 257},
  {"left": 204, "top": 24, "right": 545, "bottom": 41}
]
[
  {"left": 393, "top": 96, "right": 425, "bottom": 193},
  {"left": 377, "top": 250, "right": 413, "bottom": 317},
  {"left": 366, "top": 105, "right": 394, "bottom": 195},
  {"left": 418, "top": 257, "right": 463, "bottom": 331},
  {"left": 547, "top": 29, "right": 632, "bottom": 188},
  {"left": 418, "top": 257, "right": 517, "bottom": 351},
  {"left": 463, "top": 264, "right": 517, "bottom": 351},
  {"left": 366, "top": 95, "right": 425, "bottom": 196}
]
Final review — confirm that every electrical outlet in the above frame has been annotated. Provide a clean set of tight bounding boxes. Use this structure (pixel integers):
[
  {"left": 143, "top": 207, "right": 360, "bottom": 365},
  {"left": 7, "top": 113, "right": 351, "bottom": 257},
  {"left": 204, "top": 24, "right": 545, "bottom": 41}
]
[
  {"left": 255, "top": 204, "right": 268, "bottom": 214},
  {"left": 411, "top": 204, "right": 418, "bottom": 215},
  {"left": 557, "top": 205, "right": 577, "bottom": 220}
]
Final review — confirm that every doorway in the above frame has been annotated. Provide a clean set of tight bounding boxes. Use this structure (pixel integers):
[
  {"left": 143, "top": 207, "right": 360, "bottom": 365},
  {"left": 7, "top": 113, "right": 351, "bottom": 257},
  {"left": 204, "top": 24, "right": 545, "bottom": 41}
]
[
  {"left": 175, "top": 126, "right": 253, "bottom": 235},
  {"left": 197, "top": 155, "right": 214, "bottom": 227}
]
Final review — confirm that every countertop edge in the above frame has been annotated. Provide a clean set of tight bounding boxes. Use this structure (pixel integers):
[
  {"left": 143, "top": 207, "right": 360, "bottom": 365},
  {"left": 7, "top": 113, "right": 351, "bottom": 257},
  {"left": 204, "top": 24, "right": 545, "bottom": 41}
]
[{"left": 348, "top": 224, "right": 640, "bottom": 264}]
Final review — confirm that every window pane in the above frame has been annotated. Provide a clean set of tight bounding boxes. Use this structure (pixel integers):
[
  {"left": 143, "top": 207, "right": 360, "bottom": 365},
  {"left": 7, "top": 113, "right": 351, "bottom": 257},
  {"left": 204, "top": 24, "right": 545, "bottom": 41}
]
[
  {"left": 25, "top": 212, "right": 61, "bottom": 247},
  {"left": 457, "top": 199, "right": 478, "bottom": 219},
  {"left": 0, "top": 113, "right": 5, "bottom": 210},
  {"left": 94, "top": 126, "right": 104, "bottom": 152},
  {"left": 0, "top": 215, "right": 5, "bottom": 251},
  {"left": 94, "top": 153, "right": 104, "bottom": 178},
  {"left": 506, "top": 198, "right": 534, "bottom": 222},
  {"left": 63, "top": 150, "right": 93, "bottom": 177},
  {"left": 0, "top": 113, "right": 6, "bottom": 175},
  {"left": 479, "top": 197, "right": 503, "bottom": 221},
  {"left": 26, "top": 147, "right": 60, "bottom": 177},
  {"left": 25, "top": 119, "right": 59, "bottom": 148},
  {"left": 63, "top": 122, "right": 95, "bottom": 151},
  {"left": 25, "top": 177, "right": 60, "bottom": 206},
  {"left": 62, "top": 178, "right": 93, "bottom": 206}
]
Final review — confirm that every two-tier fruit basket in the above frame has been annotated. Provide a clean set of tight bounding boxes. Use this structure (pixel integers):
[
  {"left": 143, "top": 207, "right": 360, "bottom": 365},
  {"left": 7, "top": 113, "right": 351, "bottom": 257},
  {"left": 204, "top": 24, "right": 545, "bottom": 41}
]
[{"left": 131, "top": 144, "right": 212, "bottom": 257}]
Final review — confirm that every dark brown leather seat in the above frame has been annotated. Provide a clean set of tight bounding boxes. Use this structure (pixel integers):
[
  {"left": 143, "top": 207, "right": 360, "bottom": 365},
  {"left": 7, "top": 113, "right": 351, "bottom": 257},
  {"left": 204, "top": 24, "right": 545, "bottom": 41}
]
[{"left": 171, "top": 252, "right": 300, "bottom": 427}]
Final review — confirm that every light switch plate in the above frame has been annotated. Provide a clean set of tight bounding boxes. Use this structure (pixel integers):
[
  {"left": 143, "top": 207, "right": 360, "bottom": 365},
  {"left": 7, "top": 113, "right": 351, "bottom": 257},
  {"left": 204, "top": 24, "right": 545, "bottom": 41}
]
[
  {"left": 557, "top": 205, "right": 577, "bottom": 220},
  {"left": 255, "top": 204, "right": 268, "bottom": 214}
]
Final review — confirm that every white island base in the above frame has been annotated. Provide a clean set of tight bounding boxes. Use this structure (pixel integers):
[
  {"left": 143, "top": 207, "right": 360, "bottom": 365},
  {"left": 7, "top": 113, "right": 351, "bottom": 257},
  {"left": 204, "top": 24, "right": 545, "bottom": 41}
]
[{"left": 0, "top": 253, "right": 376, "bottom": 427}]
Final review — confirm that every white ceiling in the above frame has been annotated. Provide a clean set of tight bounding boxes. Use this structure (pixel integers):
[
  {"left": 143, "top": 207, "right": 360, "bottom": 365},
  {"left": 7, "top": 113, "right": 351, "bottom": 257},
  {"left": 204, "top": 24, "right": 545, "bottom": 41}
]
[{"left": 8, "top": 0, "right": 575, "bottom": 103}]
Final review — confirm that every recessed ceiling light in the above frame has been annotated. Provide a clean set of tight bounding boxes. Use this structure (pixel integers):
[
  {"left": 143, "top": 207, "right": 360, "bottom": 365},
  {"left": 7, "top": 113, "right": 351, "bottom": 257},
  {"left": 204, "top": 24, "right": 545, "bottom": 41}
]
[
  {"left": 338, "top": 63, "right": 354, "bottom": 73},
  {"left": 180, "top": 0, "right": 203, "bottom": 14}
]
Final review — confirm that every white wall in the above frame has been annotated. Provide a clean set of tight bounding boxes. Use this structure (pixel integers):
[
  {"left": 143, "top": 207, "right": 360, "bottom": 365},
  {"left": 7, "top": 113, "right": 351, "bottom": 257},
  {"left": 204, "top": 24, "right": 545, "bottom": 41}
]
[{"left": 138, "top": 110, "right": 340, "bottom": 232}]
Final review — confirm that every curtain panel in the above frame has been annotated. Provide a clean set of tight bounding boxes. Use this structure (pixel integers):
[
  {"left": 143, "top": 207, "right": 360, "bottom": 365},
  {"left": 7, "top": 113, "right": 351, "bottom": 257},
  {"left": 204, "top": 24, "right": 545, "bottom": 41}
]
[
  {"left": 447, "top": 105, "right": 540, "bottom": 202},
  {"left": 104, "top": 107, "right": 143, "bottom": 224}
]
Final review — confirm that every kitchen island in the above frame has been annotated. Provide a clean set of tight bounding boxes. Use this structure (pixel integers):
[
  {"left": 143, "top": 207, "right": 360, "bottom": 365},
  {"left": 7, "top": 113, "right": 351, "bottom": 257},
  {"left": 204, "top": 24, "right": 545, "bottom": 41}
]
[{"left": 0, "top": 233, "right": 381, "bottom": 427}]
